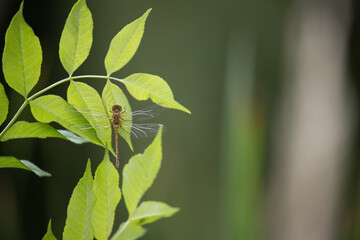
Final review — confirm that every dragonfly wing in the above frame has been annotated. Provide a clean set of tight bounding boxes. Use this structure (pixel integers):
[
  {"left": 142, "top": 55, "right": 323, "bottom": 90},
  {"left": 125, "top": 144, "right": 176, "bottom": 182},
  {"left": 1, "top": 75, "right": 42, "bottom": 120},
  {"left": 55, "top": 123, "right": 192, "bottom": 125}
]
[
  {"left": 123, "top": 104, "right": 165, "bottom": 122},
  {"left": 120, "top": 122, "right": 165, "bottom": 139}
]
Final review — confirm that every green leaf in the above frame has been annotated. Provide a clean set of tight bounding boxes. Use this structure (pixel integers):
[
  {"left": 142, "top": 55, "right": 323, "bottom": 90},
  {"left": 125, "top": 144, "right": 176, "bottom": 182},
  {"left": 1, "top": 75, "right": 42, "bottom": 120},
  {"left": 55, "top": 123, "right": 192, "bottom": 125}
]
[
  {"left": 123, "top": 127, "right": 163, "bottom": 216},
  {"left": 0, "top": 121, "right": 91, "bottom": 144},
  {"left": 0, "top": 82, "right": 9, "bottom": 126},
  {"left": 0, "top": 121, "right": 65, "bottom": 141},
  {"left": 2, "top": 2, "right": 42, "bottom": 97},
  {"left": 105, "top": 9, "right": 151, "bottom": 75},
  {"left": 115, "top": 73, "right": 190, "bottom": 114},
  {"left": 58, "top": 129, "right": 90, "bottom": 144},
  {"left": 67, "top": 81, "right": 112, "bottom": 149},
  {"left": 63, "top": 160, "right": 96, "bottom": 240},
  {"left": 111, "top": 222, "right": 146, "bottom": 240},
  {"left": 131, "top": 201, "right": 179, "bottom": 225},
  {"left": 92, "top": 152, "right": 121, "bottom": 240},
  {"left": 0, "top": 156, "right": 51, "bottom": 177},
  {"left": 30, "top": 95, "right": 103, "bottom": 146},
  {"left": 42, "top": 220, "right": 57, "bottom": 240},
  {"left": 59, "top": 0, "right": 93, "bottom": 75},
  {"left": 102, "top": 80, "right": 133, "bottom": 150}
]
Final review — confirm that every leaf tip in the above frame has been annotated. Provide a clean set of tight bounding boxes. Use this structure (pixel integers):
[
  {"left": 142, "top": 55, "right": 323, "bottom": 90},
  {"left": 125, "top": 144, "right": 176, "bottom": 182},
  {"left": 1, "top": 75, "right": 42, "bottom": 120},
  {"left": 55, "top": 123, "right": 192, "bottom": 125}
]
[
  {"left": 86, "top": 158, "right": 92, "bottom": 171},
  {"left": 19, "top": 1, "right": 24, "bottom": 12},
  {"left": 183, "top": 107, "right": 191, "bottom": 114},
  {"left": 47, "top": 219, "right": 52, "bottom": 228},
  {"left": 141, "top": 8, "right": 152, "bottom": 21}
]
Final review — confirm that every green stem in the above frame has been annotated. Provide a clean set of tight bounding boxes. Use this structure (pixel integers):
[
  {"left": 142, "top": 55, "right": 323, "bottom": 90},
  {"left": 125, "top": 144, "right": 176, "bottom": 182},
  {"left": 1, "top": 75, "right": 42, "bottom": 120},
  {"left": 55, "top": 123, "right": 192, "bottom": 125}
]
[
  {"left": 0, "top": 74, "right": 115, "bottom": 138},
  {"left": 0, "top": 100, "right": 28, "bottom": 137},
  {"left": 72, "top": 74, "right": 123, "bottom": 82},
  {"left": 28, "top": 76, "right": 72, "bottom": 101}
]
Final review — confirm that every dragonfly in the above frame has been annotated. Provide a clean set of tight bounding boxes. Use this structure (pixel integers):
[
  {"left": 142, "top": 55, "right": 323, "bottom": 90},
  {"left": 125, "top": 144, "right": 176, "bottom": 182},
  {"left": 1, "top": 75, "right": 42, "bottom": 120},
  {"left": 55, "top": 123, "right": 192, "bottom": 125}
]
[{"left": 70, "top": 104, "right": 165, "bottom": 168}]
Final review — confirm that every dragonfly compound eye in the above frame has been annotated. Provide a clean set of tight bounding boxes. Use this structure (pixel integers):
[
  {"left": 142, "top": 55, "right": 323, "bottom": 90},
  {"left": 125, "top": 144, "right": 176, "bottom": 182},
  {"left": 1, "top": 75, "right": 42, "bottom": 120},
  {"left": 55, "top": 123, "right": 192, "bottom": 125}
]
[{"left": 112, "top": 105, "right": 122, "bottom": 112}]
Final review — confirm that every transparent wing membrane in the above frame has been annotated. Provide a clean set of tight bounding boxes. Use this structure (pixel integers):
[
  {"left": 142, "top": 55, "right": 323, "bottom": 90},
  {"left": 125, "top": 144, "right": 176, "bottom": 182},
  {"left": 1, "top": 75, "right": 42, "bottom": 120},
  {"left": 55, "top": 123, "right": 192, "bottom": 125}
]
[
  {"left": 122, "top": 123, "right": 166, "bottom": 139},
  {"left": 68, "top": 104, "right": 165, "bottom": 139},
  {"left": 124, "top": 104, "right": 165, "bottom": 122}
]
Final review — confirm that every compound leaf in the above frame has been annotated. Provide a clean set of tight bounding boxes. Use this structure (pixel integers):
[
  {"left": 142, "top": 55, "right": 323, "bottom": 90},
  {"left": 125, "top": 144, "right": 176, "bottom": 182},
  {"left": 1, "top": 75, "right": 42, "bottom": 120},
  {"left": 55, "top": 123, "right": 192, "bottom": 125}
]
[
  {"left": 115, "top": 73, "right": 190, "bottom": 114},
  {"left": 2, "top": 2, "right": 42, "bottom": 97},
  {"left": 92, "top": 152, "right": 121, "bottom": 240},
  {"left": 122, "top": 127, "right": 163, "bottom": 216},
  {"left": 63, "top": 160, "right": 96, "bottom": 240},
  {"left": 59, "top": 0, "right": 93, "bottom": 75},
  {"left": 105, "top": 9, "right": 151, "bottom": 75}
]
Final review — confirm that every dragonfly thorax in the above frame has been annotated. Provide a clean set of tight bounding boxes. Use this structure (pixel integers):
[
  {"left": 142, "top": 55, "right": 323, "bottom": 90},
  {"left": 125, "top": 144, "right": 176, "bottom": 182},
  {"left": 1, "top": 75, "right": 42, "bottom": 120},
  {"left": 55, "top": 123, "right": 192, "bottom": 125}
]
[{"left": 111, "top": 105, "right": 122, "bottom": 126}]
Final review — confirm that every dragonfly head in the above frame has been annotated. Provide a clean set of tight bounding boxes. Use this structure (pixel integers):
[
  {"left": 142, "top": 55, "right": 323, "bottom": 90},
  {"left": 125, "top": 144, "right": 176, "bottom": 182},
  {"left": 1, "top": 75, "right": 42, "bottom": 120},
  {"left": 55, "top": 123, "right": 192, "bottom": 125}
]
[{"left": 112, "top": 105, "right": 122, "bottom": 112}]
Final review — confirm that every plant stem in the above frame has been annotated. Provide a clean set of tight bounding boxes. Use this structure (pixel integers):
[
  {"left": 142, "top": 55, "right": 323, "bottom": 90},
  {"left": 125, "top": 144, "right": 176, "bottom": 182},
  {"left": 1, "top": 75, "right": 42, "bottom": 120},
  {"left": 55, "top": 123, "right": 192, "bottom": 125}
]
[
  {"left": 0, "top": 100, "right": 28, "bottom": 137},
  {"left": 28, "top": 76, "right": 72, "bottom": 101},
  {"left": 0, "top": 74, "right": 116, "bottom": 138}
]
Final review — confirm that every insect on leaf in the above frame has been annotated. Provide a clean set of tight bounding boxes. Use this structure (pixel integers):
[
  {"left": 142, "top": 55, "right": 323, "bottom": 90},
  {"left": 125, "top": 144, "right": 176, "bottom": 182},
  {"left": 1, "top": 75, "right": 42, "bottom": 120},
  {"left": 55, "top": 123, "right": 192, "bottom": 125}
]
[
  {"left": 0, "top": 82, "right": 9, "bottom": 126},
  {"left": 59, "top": 0, "right": 93, "bottom": 75},
  {"left": 122, "top": 127, "right": 163, "bottom": 216},
  {"left": 102, "top": 80, "right": 133, "bottom": 151},
  {"left": 2, "top": 2, "right": 42, "bottom": 97},
  {"left": 63, "top": 160, "right": 96, "bottom": 240},
  {"left": 0, "top": 156, "right": 51, "bottom": 177},
  {"left": 92, "top": 151, "right": 121, "bottom": 240},
  {"left": 105, "top": 9, "right": 151, "bottom": 75}
]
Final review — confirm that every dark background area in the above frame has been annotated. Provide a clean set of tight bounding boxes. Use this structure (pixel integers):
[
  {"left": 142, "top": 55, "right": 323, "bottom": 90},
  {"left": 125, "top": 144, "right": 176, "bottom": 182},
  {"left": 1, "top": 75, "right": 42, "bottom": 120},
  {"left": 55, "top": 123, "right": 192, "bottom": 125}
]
[{"left": 0, "top": 0, "right": 359, "bottom": 239}]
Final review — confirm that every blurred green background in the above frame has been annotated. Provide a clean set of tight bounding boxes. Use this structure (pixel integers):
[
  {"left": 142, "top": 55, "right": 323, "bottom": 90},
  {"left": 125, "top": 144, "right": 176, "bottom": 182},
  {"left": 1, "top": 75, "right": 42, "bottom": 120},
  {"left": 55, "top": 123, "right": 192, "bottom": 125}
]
[{"left": 0, "top": 0, "right": 359, "bottom": 239}]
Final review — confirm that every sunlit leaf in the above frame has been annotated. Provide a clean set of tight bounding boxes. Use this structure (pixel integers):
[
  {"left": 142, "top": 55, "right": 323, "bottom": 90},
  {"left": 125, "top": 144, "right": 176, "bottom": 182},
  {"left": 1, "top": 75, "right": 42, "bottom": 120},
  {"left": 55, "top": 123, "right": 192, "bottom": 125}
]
[
  {"left": 67, "top": 80, "right": 112, "bottom": 149},
  {"left": 2, "top": 2, "right": 42, "bottom": 97},
  {"left": 92, "top": 152, "right": 121, "bottom": 240},
  {"left": 131, "top": 201, "right": 179, "bottom": 225},
  {"left": 42, "top": 220, "right": 57, "bottom": 240},
  {"left": 111, "top": 222, "right": 146, "bottom": 240},
  {"left": 0, "top": 82, "right": 9, "bottom": 126},
  {"left": 123, "top": 127, "right": 163, "bottom": 216},
  {"left": 102, "top": 80, "right": 133, "bottom": 150},
  {"left": 30, "top": 95, "right": 103, "bottom": 146},
  {"left": 0, "top": 121, "right": 65, "bottom": 141},
  {"left": 0, "top": 121, "right": 91, "bottom": 145},
  {"left": 63, "top": 160, "right": 96, "bottom": 240},
  {"left": 0, "top": 156, "right": 51, "bottom": 177},
  {"left": 105, "top": 9, "right": 151, "bottom": 75},
  {"left": 114, "top": 73, "right": 190, "bottom": 114},
  {"left": 59, "top": 0, "right": 93, "bottom": 75}
]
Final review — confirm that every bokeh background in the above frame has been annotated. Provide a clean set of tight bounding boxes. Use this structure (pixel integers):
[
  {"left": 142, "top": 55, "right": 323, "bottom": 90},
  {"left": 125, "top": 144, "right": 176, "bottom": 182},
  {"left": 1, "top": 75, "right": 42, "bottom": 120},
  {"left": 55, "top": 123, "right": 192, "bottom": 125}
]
[{"left": 0, "top": 0, "right": 359, "bottom": 239}]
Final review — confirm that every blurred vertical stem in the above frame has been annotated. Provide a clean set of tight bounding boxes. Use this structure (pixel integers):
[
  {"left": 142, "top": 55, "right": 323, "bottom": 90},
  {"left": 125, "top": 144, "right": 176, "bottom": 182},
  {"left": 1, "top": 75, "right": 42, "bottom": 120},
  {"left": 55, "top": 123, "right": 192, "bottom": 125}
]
[{"left": 220, "top": 31, "right": 264, "bottom": 239}]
